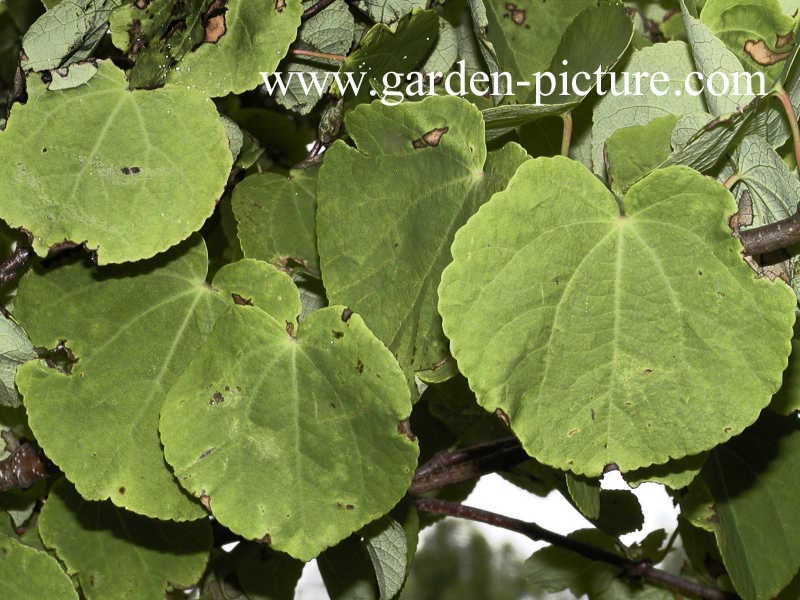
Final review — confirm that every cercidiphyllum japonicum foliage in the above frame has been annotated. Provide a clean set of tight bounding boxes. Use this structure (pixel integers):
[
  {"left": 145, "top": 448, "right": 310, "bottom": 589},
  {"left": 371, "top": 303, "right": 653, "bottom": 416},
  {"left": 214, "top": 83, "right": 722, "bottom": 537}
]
[{"left": 4, "top": 0, "right": 800, "bottom": 599}]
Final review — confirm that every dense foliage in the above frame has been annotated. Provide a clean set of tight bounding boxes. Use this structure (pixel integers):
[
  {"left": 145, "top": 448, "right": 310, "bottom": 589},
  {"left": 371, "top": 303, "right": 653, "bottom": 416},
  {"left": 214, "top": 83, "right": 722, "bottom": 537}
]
[{"left": 1, "top": 0, "right": 800, "bottom": 598}]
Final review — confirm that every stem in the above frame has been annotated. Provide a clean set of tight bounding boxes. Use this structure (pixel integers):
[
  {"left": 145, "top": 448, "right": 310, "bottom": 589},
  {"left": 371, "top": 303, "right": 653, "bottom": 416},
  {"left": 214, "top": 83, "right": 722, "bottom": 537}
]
[
  {"left": 561, "top": 111, "right": 573, "bottom": 157},
  {"left": 722, "top": 173, "right": 740, "bottom": 190},
  {"left": 290, "top": 49, "right": 346, "bottom": 63},
  {"left": 410, "top": 437, "right": 527, "bottom": 495},
  {"left": 737, "top": 205, "right": 800, "bottom": 255},
  {"left": 302, "top": 0, "right": 338, "bottom": 20},
  {"left": 415, "top": 499, "right": 739, "bottom": 600},
  {"left": 775, "top": 84, "right": 800, "bottom": 176}
]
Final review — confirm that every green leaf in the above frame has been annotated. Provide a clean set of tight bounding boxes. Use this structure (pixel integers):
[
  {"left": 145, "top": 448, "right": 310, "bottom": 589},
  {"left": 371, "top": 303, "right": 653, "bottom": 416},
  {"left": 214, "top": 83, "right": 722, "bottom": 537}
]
[
  {"left": 108, "top": 0, "right": 206, "bottom": 89},
  {"left": 21, "top": 0, "right": 122, "bottom": 72},
  {"left": 605, "top": 115, "right": 679, "bottom": 196},
  {"left": 540, "top": 5, "right": 634, "bottom": 105},
  {"left": 39, "top": 479, "right": 211, "bottom": 600},
  {"left": 483, "top": 0, "right": 598, "bottom": 84},
  {"left": 352, "top": 0, "right": 426, "bottom": 24},
  {"left": 701, "top": 0, "right": 796, "bottom": 89},
  {"left": 14, "top": 236, "right": 233, "bottom": 520},
  {"left": 525, "top": 528, "right": 671, "bottom": 599},
  {"left": 565, "top": 473, "right": 600, "bottom": 520},
  {"left": 0, "top": 534, "right": 79, "bottom": 600},
  {"left": 772, "top": 324, "right": 800, "bottom": 414},
  {"left": 319, "top": 535, "right": 379, "bottom": 599},
  {"left": 438, "top": 156, "right": 796, "bottom": 476},
  {"left": 167, "top": 0, "right": 303, "bottom": 97},
  {"left": 625, "top": 452, "right": 706, "bottom": 489},
  {"left": 681, "top": 412, "right": 800, "bottom": 600},
  {"left": 680, "top": 0, "right": 756, "bottom": 115},
  {"left": 592, "top": 41, "right": 707, "bottom": 173},
  {"left": 339, "top": 10, "right": 438, "bottom": 105},
  {"left": 318, "top": 96, "right": 528, "bottom": 386},
  {"left": 235, "top": 544, "right": 304, "bottom": 600},
  {"left": 160, "top": 277, "right": 418, "bottom": 561},
  {"left": 363, "top": 517, "right": 408, "bottom": 600},
  {"left": 422, "top": 18, "right": 458, "bottom": 76},
  {"left": 273, "top": 0, "right": 355, "bottom": 114},
  {"left": 0, "top": 60, "right": 232, "bottom": 264},
  {"left": 0, "top": 314, "right": 36, "bottom": 408},
  {"left": 232, "top": 167, "right": 320, "bottom": 276},
  {"left": 594, "top": 489, "right": 644, "bottom": 537}
]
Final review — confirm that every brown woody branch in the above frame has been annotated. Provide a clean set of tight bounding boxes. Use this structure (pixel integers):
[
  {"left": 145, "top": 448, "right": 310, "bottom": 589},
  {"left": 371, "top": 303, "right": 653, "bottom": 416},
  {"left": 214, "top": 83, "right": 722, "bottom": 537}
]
[
  {"left": 410, "top": 437, "right": 527, "bottom": 495},
  {"left": 415, "top": 499, "right": 739, "bottom": 600},
  {"left": 0, "top": 232, "right": 33, "bottom": 288},
  {"left": 737, "top": 206, "right": 800, "bottom": 256}
]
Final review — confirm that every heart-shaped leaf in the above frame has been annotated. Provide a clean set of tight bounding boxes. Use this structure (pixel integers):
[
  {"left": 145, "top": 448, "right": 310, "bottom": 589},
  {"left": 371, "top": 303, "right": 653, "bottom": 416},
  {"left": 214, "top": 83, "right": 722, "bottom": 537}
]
[
  {"left": 438, "top": 156, "right": 795, "bottom": 476},
  {"left": 0, "top": 534, "right": 79, "bottom": 600},
  {"left": 160, "top": 268, "right": 418, "bottom": 561},
  {"left": 0, "top": 61, "right": 231, "bottom": 264}
]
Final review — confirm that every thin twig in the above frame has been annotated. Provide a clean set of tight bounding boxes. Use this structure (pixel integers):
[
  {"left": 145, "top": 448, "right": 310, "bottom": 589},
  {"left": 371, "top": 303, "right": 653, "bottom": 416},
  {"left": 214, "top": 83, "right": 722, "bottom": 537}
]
[
  {"left": 302, "top": 0, "right": 338, "bottom": 20},
  {"left": 737, "top": 205, "right": 800, "bottom": 256},
  {"left": 722, "top": 173, "right": 740, "bottom": 190},
  {"left": 415, "top": 499, "right": 739, "bottom": 600},
  {"left": 290, "top": 49, "right": 346, "bottom": 63},
  {"left": 410, "top": 437, "right": 527, "bottom": 495},
  {"left": 775, "top": 84, "right": 800, "bottom": 177},
  {"left": 561, "top": 111, "right": 573, "bottom": 157}
]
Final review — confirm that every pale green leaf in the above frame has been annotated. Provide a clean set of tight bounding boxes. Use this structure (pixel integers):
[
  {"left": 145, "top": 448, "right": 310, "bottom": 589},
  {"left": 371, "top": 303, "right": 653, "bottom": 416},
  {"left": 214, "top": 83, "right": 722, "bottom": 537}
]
[
  {"left": 352, "top": 0, "right": 425, "bottom": 24},
  {"left": 167, "top": 0, "right": 303, "bottom": 97},
  {"left": 273, "top": 0, "right": 355, "bottom": 114},
  {"left": 363, "top": 517, "right": 408, "bottom": 600},
  {"left": 0, "top": 314, "right": 36, "bottom": 408},
  {"left": 438, "top": 156, "right": 796, "bottom": 476},
  {"left": 317, "top": 96, "right": 528, "bottom": 386},
  {"left": 160, "top": 294, "right": 418, "bottom": 561},
  {"left": 422, "top": 18, "right": 458, "bottom": 75},
  {"left": 665, "top": 109, "right": 756, "bottom": 173},
  {"left": 232, "top": 167, "right": 319, "bottom": 276},
  {"left": 701, "top": 0, "right": 796, "bottom": 89},
  {"left": 592, "top": 41, "right": 707, "bottom": 173},
  {"left": 39, "top": 479, "right": 211, "bottom": 600},
  {"left": 22, "top": 0, "right": 122, "bottom": 72},
  {"left": 46, "top": 60, "right": 98, "bottom": 90},
  {"left": 680, "top": 0, "right": 756, "bottom": 114},
  {"left": 0, "top": 60, "right": 232, "bottom": 264},
  {"left": 682, "top": 413, "right": 800, "bottom": 600},
  {"left": 0, "top": 534, "right": 79, "bottom": 600},
  {"left": 14, "top": 236, "right": 235, "bottom": 520},
  {"left": 605, "top": 115, "right": 679, "bottom": 195}
]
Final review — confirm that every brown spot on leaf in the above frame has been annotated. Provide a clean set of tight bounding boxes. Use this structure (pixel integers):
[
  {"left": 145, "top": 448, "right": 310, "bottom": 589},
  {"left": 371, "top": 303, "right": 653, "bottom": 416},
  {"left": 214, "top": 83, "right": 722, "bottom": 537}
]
[
  {"left": 232, "top": 293, "right": 253, "bottom": 306},
  {"left": 286, "top": 321, "right": 295, "bottom": 337},
  {"left": 134, "top": 0, "right": 149, "bottom": 8},
  {"left": 204, "top": 14, "right": 226, "bottom": 43},
  {"left": 120, "top": 166, "right": 141, "bottom": 175},
  {"left": 776, "top": 31, "right": 794, "bottom": 49},
  {"left": 503, "top": 3, "right": 527, "bottom": 26},
  {"left": 744, "top": 39, "right": 791, "bottom": 66},
  {"left": 567, "top": 427, "right": 579, "bottom": 437},
  {"left": 200, "top": 448, "right": 215, "bottom": 459},
  {"left": 200, "top": 494, "right": 211, "bottom": 510},
  {"left": 590, "top": 408, "right": 595, "bottom": 421},
  {"left": 341, "top": 308, "right": 353, "bottom": 322},
  {"left": 603, "top": 463, "right": 618, "bottom": 474},
  {"left": 275, "top": 0, "right": 286, "bottom": 11},
  {"left": 118, "top": 486, "right": 125, "bottom": 494},
  {"left": 345, "top": 504, "right": 354, "bottom": 510},
  {"left": 643, "top": 368, "right": 653, "bottom": 374},
  {"left": 494, "top": 408, "right": 510, "bottom": 427},
  {"left": 210, "top": 391, "right": 224, "bottom": 405},
  {"left": 356, "top": 359, "right": 364, "bottom": 373},
  {"left": 332, "top": 330, "right": 344, "bottom": 339},
  {"left": 397, "top": 419, "right": 416, "bottom": 441},
  {"left": 259, "top": 533, "right": 272, "bottom": 544},
  {"left": 412, "top": 127, "right": 449, "bottom": 149}
]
